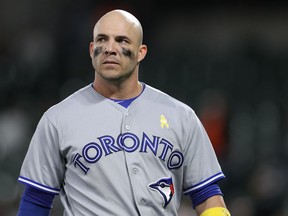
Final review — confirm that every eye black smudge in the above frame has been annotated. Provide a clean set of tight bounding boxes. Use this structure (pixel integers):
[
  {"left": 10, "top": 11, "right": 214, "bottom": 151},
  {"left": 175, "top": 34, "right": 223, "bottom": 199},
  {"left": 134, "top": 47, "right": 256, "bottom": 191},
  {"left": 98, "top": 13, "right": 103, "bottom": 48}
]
[
  {"left": 122, "top": 48, "right": 133, "bottom": 58},
  {"left": 93, "top": 47, "right": 102, "bottom": 57}
]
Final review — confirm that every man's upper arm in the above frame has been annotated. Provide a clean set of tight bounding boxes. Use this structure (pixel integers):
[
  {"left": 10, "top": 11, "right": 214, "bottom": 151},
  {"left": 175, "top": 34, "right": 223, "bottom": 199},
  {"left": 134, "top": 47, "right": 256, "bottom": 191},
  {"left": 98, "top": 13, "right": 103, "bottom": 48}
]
[{"left": 17, "top": 185, "right": 55, "bottom": 216}]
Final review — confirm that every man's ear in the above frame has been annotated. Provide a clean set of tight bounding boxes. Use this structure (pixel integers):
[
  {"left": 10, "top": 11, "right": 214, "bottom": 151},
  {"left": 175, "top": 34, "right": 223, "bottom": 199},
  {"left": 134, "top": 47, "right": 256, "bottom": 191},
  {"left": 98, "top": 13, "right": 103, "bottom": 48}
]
[
  {"left": 138, "top": 44, "right": 147, "bottom": 62},
  {"left": 89, "top": 42, "right": 95, "bottom": 58}
]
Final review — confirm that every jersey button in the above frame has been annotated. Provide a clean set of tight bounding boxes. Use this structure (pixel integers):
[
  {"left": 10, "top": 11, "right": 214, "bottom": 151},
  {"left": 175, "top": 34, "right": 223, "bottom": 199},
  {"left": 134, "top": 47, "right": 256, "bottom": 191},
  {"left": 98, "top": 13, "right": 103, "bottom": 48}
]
[
  {"left": 125, "top": 125, "right": 131, "bottom": 130},
  {"left": 140, "top": 199, "right": 146, "bottom": 205},
  {"left": 132, "top": 168, "right": 138, "bottom": 174}
]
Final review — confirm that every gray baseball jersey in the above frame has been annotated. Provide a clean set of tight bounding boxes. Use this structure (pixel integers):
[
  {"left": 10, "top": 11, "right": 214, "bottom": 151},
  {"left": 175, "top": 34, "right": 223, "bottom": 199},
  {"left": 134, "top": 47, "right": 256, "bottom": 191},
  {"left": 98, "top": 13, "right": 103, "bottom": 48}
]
[{"left": 18, "top": 83, "right": 225, "bottom": 216}]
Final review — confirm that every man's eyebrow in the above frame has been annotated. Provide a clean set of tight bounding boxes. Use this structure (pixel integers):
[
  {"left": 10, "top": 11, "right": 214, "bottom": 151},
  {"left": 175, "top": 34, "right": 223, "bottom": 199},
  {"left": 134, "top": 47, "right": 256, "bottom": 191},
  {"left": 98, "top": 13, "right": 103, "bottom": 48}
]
[
  {"left": 115, "top": 35, "right": 131, "bottom": 41},
  {"left": 94, "top": 34, "right": 132, "bottom": 43},
  {"left": 95, "top": 33, "right": 108, "bottom": 39}
]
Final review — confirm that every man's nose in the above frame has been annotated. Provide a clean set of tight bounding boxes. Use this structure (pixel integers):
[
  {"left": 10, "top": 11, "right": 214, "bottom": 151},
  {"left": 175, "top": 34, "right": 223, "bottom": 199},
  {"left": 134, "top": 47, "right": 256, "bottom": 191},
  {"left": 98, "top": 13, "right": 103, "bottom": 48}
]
[{"left": 103, "top": 41, "right": 116, "bottom": 54}]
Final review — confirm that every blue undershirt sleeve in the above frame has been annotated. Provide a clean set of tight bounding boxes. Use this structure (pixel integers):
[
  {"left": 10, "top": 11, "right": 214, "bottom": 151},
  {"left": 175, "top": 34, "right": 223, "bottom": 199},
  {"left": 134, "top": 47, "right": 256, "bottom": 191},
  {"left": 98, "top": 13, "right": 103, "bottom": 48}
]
[
  {"left": 17, "top": 185, "right": 55, "bottom": 216},
  {"left": 188, "top": 183, "right": 223, "bottom": 209}
]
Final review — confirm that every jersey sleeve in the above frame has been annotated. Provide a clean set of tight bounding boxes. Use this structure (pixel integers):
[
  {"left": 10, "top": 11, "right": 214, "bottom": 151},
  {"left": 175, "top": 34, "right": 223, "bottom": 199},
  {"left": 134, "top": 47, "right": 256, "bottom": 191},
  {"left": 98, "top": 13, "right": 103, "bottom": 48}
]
[
  {"left": 18, "top": 113, "right": 65, "bottom": 194},
  {"left": 182, "top": 109, "right": 225, "bottom": 195},
  {"left": 17, "top": 185, "right": 55, "bottom": 216}
]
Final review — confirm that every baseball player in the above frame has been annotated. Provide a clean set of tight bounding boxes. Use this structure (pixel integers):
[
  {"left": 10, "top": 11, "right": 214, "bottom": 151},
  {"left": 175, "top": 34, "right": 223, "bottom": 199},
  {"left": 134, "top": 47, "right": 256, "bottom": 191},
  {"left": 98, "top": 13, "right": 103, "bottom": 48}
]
[{"left": 17, "top": 9, "right": 230, "bottom": 216}]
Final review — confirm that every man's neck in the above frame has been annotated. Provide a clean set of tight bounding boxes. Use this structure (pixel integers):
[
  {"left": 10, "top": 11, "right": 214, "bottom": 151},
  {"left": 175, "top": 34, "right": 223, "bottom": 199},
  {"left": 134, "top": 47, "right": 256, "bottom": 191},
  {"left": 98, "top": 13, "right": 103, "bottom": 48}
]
[{"left": 92, "top": 79, "right": 143, "bottom": 100}]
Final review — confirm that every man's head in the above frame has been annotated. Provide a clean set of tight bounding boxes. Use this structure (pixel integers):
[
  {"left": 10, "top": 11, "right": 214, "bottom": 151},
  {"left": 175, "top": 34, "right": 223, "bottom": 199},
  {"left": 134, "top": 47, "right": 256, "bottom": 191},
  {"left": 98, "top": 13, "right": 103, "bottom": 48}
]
[
  {"left": 94, "top": 9, "right": 144, "bottom": 45},
  {"left": 90, "top": 9, "right": 147, "bottom": 84}
]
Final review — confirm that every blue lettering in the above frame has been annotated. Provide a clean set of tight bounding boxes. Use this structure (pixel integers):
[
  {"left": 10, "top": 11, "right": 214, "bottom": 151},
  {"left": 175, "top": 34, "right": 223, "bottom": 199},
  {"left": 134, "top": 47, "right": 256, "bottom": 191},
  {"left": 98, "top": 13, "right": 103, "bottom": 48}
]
[
  {"left": 158, "top": 138, "right": 173, "bottom": 161},
  {"left": 72, "top": 153, "right": 90, "bottom": 174},
  {"left": 74, "top": 133, "right": 184, "bottom": 174},
  {"left": 98, "top": 135, "right": 121, "bottom": 156},
  {"left": 167, "top": 150, "right": 184, "bottom": 170},
  {"left": 82, "top": 142, "right": 102, "bottom": 163},
  {"left": 118, "top": 133, "right": 140, "bottom": 152},
  {"left": 140, "top": 132, "right": 160, "bottom": 156}
]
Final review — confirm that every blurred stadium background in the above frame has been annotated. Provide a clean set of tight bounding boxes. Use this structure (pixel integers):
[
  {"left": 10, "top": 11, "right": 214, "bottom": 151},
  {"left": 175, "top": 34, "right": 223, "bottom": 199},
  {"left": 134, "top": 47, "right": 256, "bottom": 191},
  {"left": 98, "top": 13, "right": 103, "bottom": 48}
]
[{"left": 1, "top": 0, "right": 288, "bottom": 215}]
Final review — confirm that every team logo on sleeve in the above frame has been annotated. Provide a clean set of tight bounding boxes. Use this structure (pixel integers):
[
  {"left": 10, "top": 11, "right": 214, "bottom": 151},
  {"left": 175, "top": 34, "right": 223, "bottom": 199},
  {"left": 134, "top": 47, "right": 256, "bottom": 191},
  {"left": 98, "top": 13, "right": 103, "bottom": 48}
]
[
  {"left": 160, "top": 115, "right": 169, "bottom": 128},
  {"left": 149, "top": 177, "right": 174, "bottom": 208}
]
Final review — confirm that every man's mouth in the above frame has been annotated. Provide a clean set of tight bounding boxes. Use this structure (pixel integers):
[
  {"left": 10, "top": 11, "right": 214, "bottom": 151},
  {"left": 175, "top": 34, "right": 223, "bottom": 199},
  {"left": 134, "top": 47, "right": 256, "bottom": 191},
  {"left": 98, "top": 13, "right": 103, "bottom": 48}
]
[{"left": 103, "top": 59, "right": 118, "bottom": 64}]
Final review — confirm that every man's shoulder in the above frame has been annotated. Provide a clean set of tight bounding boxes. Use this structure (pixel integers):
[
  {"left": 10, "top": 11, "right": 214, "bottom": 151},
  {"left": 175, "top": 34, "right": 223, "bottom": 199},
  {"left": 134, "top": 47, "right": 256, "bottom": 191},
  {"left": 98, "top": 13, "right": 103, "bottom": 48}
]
[
  {"left": 45, "top": 84, "right": 93, "bottom": 115},
  {"left": 143, "top": 84, "right": 194, "bottom": 112}
]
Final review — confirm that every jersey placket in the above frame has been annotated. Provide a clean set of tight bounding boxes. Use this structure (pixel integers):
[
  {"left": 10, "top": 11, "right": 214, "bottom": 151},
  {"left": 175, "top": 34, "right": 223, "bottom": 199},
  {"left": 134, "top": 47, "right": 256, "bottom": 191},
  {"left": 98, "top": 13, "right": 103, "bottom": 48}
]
[{"left": 121, "top": 109, "right": 150, "bottom": 215}]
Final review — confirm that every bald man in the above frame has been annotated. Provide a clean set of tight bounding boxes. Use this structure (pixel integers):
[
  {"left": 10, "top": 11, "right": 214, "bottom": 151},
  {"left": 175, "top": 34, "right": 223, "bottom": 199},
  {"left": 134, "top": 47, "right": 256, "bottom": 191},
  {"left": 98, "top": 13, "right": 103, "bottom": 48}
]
[{"left": 17, "top": 9, "right": 230, "bottom": 216}]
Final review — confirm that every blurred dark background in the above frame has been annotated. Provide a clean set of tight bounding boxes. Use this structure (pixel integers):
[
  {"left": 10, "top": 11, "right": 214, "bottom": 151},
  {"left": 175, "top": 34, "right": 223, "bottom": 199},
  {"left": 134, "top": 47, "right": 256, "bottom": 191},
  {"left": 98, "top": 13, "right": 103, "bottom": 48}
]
[{"left": 1, "top": 0, "right": 288, "bottom": 215}]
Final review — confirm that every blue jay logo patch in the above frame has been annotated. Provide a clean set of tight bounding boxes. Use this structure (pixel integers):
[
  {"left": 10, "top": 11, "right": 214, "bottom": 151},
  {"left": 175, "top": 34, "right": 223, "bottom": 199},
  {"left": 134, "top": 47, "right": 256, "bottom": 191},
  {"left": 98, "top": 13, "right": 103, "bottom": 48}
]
[{"left": 149, "top": 177, "right": 174, "bottom": 208}]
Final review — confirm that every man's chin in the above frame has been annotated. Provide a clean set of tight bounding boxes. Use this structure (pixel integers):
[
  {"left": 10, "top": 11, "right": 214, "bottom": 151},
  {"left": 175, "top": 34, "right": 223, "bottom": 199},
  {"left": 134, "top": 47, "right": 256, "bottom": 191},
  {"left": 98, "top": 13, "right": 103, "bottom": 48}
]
[{"left": 99, "top": 71, "right": 132, "bottom": 82}]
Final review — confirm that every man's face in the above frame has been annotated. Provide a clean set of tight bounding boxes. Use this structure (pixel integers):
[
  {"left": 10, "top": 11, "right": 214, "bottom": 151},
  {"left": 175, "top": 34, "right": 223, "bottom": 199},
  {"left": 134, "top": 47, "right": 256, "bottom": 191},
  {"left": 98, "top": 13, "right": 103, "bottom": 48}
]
[{"left": 90, "top": 14, "right": 141, "bottom": 82}]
